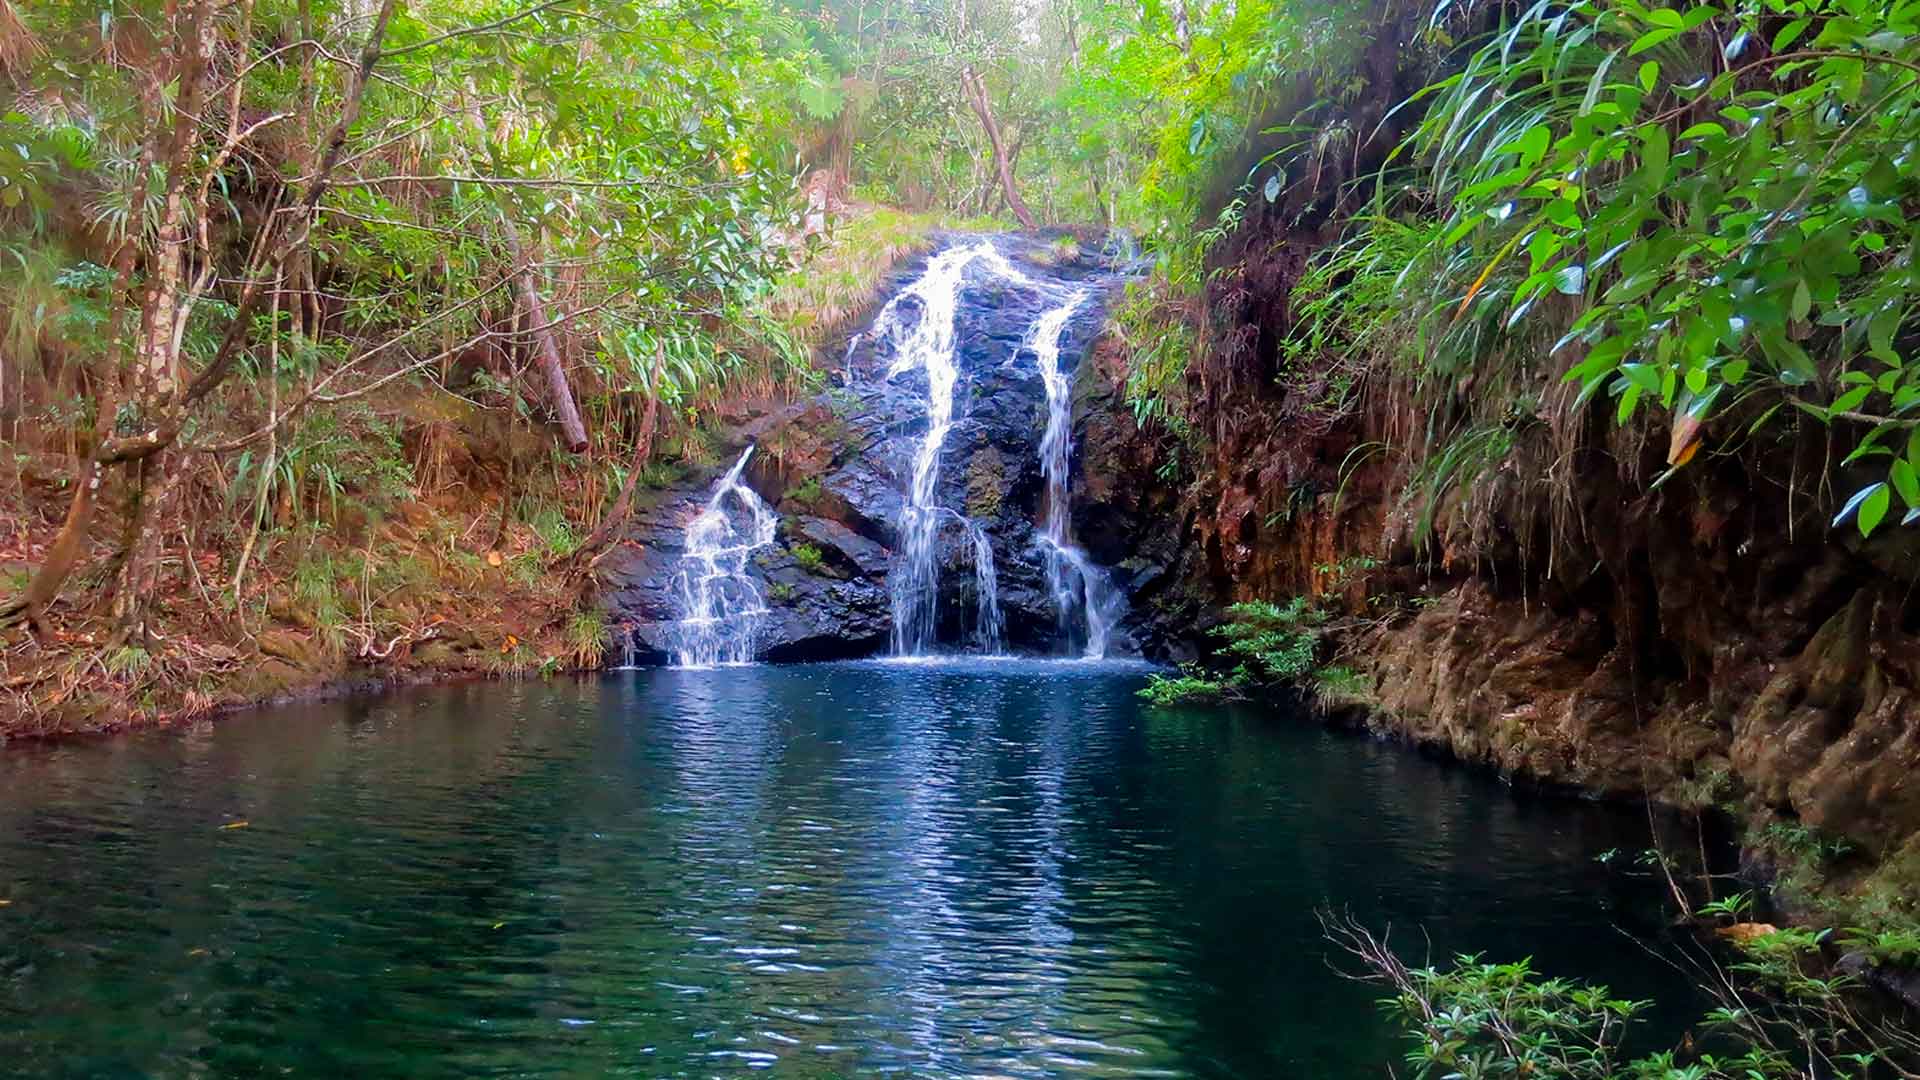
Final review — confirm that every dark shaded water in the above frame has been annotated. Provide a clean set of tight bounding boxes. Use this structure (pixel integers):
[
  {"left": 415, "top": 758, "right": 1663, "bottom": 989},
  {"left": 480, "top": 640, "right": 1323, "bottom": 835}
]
[{"left": 0, "top": 661, "right": 1693, "bottom": 1078}]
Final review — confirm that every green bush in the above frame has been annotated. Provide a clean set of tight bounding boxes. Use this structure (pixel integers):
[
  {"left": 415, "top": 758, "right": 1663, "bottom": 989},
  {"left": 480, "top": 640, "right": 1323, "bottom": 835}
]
[
  {"left": 783, "top": 477, "right": 824, "bottom": 509},
  {"left": 791, "top": 544, "right": 825, "bottom": 572},
  {"left": 1215, "top": 598, "right": 1327, "bottom": 680},
  {"left": 1139, "top": 667, "right": 1240, "bottom": 706},
  {"left": 1140, "top": 597, "right": 1360, "bottom": 707},
  {"left": 1333, "top": 914, "right": 1920, "bottom": 1080}
]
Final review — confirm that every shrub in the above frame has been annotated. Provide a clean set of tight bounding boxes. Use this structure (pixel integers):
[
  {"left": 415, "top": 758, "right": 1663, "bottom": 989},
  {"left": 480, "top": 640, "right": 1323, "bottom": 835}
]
[
  {"left": 1139, "top": 667, "right": 1241, "bottom": 706},
  {"left": 1215, "top": 598, "right": 1327, "bottom": 681},
  {"left": 791, "top": 544, "right": 825, "bottom": 572},
  {"left": 783, "top": 477, "right": 824, "bottom": 509},
  {"left": 1139, "top": 597, "right": 1341, "bottom": 706},
  {"left": 1330, "top": 913, "right": 1920, "bottom": 1080}
]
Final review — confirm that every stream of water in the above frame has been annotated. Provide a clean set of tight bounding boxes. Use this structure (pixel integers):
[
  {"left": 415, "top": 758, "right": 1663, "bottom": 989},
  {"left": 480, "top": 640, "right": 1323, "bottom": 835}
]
[
  {"left": 1030, "top": 288, "right": 1123, "bottom": 658},
  {"left": 0, "top": 664, "right": 1696, "bottom": 1078},
  {"left": 670, "top": 446, "right": 778, "bottom": 668},
  {"left": 875, "top": 242, "right": 998, "bottom": 657}
]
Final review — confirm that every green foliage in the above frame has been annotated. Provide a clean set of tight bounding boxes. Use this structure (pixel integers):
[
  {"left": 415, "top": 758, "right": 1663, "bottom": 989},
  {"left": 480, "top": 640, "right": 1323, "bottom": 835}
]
[
  {"left": 1349, "top": 921, "right": 1920, "bottom": 1080},
  {"left": 1699, "top": 890, "right": 1758, "bottom": 922},
  {"left": 1311, "top": 665, "right": 1371, "bottom": 711},
  {"left": 565, "top": 610, "right": 609, "bottom": 669},
  {"left": 1139, "top": 667, "right": 1242, "bottom": 706},
  {"left": 790, "top": 543, "right": 825, "bottom": 572},
  {"left": 526, "top": 506, "right": 580, "bottom": 560},
  {"left": 1764, "top": 821, "right": 1856, "bottom": 866},
  {"left": 291, "top": 549, "right": 346, "bottom": 656},
  {"left": 104, "top": 645, "right": 153, "bottom": 680},
  {"left": 228, "top": 406, "right": 414, "bottom": 528},
  {"left": 1216, "top": 598, "right": 1327, "bottom": 680},
  {"left": 1397, "top": 0, "right": 1920, "bottom": 536},
  {"left": 1408, "top": 424, "right": 1516, "bottom": 551},
  {"left": 1115, "top": 280, "right": 1201, "bottom": 431},
  {"left": 1139, "top": 597, "right": 1351, "bottom": 706},
  {"left": 1840, "top": 926, "right": 1920, "bottom": 968},
  {"left": 783, "top": 476, "right": 825, "bottom": 509}
]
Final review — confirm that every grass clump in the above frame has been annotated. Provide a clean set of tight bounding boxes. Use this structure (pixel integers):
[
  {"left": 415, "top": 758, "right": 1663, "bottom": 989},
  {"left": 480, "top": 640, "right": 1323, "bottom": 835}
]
[
  {"left": 791, "top": 544, "right": 825, "bottom": 573},
  {"left": 565, "top": 610, "right": 608, "bottom": 669}
]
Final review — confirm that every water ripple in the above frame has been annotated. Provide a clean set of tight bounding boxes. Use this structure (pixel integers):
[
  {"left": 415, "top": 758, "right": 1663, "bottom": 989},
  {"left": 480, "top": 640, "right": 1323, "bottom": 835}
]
[{"left": 0, "top": 662, "right": 1692, "bottom": 1078}]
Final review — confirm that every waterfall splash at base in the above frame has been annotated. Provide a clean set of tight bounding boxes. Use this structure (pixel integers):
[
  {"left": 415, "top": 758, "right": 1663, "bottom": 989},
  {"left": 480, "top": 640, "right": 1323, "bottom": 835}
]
[
  {"left": 670, "top": 447, "right": 778, "bottom": 668},
  {"left": 1031, "top": 288, "right": 1124, "bottom": 658}
]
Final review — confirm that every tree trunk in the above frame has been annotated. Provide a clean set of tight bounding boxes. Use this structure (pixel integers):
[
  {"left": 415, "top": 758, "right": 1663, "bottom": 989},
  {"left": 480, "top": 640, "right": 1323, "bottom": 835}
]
[
  {"left": 495, "top": 209, "right": 589, "bottom": 452},
  {"left": 960, "top": 66, "right": 1036, "bottom": 231}
]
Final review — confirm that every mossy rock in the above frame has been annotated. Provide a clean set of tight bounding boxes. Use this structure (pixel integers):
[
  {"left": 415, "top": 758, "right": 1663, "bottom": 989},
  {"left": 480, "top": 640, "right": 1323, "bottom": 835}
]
[{"left": 966, "top": 447, "right": 1008, "bottom": 519}]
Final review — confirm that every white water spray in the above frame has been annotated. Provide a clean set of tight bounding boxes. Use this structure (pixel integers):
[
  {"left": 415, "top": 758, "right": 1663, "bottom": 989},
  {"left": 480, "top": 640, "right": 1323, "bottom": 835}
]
[
  {"left": 670, "top": 447, "right": 778, "bottom": 668},
  {"left": 1031, "top": 289, "right": 1123, "bottom": 658},
  {"left": 962, "top": 517, "right": 1005, "bottom": 653}
]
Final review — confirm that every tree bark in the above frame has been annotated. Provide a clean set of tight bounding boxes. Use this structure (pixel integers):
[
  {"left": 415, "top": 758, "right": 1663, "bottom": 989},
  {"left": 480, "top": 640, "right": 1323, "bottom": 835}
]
[
  {"left": 495, "top": 209, "right": 590, "bottom": 452},
  {"left": 960, "top": 66, "right": 1036, "bottom": 230}
]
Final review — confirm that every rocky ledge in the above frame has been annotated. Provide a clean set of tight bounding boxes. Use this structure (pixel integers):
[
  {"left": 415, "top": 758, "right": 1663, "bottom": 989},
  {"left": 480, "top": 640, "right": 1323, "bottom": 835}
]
[{"left": 595, "top": 231, "right": 1148, "bottom": 663}]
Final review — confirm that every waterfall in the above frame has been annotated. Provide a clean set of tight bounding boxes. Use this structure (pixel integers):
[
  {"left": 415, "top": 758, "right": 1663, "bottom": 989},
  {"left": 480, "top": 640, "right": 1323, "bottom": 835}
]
[
  {"left": 963, "top": 518, "right": 1005, "bottom": 653},
  {"left": 875, "top": 240, "right": 1007, "bottom": 656},
  {"left": 1031, "top": 289, "right": 1123, "bottom": 658},
  {"left": 670, "top": 447, "right": 778, "bottom": 668},
  {"left": 869, "top": 236, "right": 1116, "bottom": 658}
]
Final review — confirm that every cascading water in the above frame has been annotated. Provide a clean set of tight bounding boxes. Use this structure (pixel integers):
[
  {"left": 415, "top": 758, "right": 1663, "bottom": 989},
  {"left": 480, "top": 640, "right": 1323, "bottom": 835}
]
[
  {"left": 962, "top": 518, "right": 1005, "bottom": 653},
  {"left": 874, "top": 240, "right": 1011, "bottom": 657},
  {"left": 1031, "top": 289, "right": 1124, "bottom": 658},
  {"left": 865, "top": 235, "right": 1121, "bottom": 658},
  {"left": 670, "top": 447, "right": 778, "bottom": 668}
]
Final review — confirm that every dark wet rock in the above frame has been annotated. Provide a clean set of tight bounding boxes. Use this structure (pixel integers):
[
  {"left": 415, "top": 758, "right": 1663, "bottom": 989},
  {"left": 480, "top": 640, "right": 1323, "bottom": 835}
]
[
  {"left": 1838, "top": 951, "right": 1920, "bottom": 1013},
  {"left": 595, "top": 231, "right": 1140, "bottom": 663}
]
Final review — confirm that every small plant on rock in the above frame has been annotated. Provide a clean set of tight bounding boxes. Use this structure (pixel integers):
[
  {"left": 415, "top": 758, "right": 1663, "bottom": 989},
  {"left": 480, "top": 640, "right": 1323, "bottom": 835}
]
[
  {"left": 783, "top": 477, "right": 824, "bottom": 509},
  {"left": 791, "top": 544, "right": 826, "bottom": 572}
]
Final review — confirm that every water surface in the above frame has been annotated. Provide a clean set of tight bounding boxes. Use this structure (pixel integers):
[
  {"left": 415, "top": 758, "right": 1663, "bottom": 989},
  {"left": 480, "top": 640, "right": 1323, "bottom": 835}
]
[{"left": 0, "top": 661, "right": 1690, "bottom": 1077}]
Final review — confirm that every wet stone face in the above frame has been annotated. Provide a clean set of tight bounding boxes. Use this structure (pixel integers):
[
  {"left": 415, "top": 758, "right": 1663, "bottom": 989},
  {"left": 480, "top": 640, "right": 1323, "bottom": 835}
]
[{"left": 598, "top": 232, "right": 1143, "bottom": 663}]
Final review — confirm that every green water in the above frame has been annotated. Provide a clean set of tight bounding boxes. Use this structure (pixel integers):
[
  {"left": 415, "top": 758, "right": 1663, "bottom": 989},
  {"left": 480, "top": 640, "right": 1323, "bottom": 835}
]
[{"left": 0, "top": 660, "right": 1692, "bottom": 1077}]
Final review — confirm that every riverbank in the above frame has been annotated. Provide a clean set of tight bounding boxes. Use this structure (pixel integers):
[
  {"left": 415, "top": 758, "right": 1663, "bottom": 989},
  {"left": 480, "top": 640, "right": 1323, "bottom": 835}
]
[{"left": 2, "top": 437, "right": 605, "bottom": 739}]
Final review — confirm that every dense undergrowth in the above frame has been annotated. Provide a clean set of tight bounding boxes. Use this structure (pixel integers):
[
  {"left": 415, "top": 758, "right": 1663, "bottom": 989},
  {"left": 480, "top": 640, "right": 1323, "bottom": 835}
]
[
  {"left": 1099, "top": 0, "right": 1920, "bottom": 1067},
  {"left": 1332, "top": 910, "right": 1920, "bottom": 1080}
]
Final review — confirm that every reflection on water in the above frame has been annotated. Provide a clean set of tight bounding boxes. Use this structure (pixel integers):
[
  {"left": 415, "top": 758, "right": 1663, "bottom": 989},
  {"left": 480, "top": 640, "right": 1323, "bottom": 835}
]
[{"left": 0, "top": 661, "right": 1690, "bottom": 1078}]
